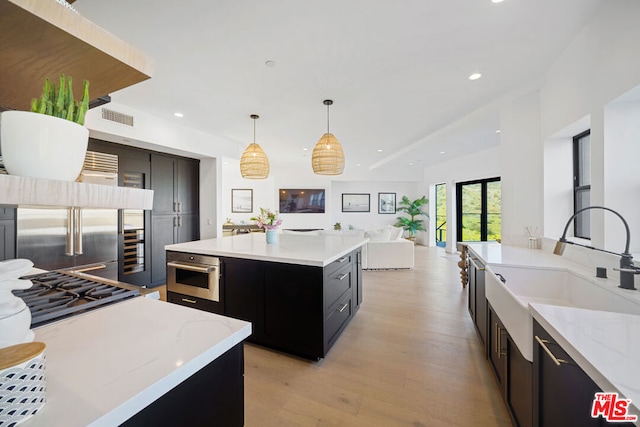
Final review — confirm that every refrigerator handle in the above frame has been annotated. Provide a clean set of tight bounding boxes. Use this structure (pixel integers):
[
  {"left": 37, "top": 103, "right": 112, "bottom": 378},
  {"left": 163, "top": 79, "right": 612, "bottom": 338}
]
[
  {"left": 65, "top": 207, "right": 74, "bottom": 256},
  {"left": 75, "top": 207, "right": 83, "bottom": 255}
]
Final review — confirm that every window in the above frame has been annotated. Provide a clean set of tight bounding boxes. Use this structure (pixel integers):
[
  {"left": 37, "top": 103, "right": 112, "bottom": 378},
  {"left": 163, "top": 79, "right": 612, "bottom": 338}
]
[
  {"left": 456, "top": 178, "right": 501, "bottom": 242},
  {"left": 435, "top": 183, "right": 446, "bottom": 247},
  {"left": 573, "top": 130, "right": 591, "bottom": 239}
]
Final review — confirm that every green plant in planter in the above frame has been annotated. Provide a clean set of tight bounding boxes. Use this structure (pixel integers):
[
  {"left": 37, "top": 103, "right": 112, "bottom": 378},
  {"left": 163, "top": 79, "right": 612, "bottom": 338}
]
[
  {"left": 395, "top": 195, "right": 429, "bottom": 240},
  {"left": 30, "top": 75, "right": 90, "bottom": 125},
  {"left": 334, "top": 222, "right": 341, "bottom": 230}
]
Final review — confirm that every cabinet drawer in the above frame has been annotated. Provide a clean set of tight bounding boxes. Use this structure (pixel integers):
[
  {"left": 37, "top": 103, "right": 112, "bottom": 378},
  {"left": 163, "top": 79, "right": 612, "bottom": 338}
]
[
  {"left": 167, "top": 291, "right": 224, "bottom": 315},
  {"left": 325, "top": 253, "right": 352, "bottom": 277},
  {"left": 325, "top": 264, "right": 352, "bottom": 310},
  {"left": 324, "top": 293, "right": 352, "bottom": 348}
]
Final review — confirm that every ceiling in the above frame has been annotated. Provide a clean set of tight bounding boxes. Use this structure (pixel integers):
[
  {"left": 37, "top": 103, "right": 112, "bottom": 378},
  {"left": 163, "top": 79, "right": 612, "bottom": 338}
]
[{"left": 74, "top": 0, "right": 603, "bottom": 181}]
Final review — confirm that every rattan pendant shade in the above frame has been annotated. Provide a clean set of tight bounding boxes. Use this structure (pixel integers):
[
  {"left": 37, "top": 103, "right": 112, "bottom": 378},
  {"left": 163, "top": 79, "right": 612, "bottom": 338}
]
[
  {"left": 240, "top": 114, "right": 269, "bottom": 179},
  {"left": 312, "top": 100, "right": 344, "bottom": 175}
]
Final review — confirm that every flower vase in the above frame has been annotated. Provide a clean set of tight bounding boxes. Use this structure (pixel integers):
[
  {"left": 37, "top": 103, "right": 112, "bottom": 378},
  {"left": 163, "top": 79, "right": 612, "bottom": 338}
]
[{"left": 266, "top": 229, "right": 278, "bottom": 244}]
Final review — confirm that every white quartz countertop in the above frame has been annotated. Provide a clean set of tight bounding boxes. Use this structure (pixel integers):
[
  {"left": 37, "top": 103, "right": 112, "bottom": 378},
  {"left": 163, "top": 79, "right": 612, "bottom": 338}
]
[
  {"left": 530, "top": 304, "right": 640, "bottom": 419},
  {"left": 21, "top": 297, "right": 251, "bottom": 427},
  {"left": 467, "top": 242, "right": 640, "bottom": 421},
  {"left": 166, "top": 233, "right": 368, "bottom": 267}
]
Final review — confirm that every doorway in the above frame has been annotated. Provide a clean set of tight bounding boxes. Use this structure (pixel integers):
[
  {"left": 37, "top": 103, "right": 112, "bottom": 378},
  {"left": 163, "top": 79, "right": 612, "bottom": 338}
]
[
  {"left": 435, "top": 183, "right": 446, "bottom": 247},
  {"left": 456, "top": 178, "right": 501, "bottom": 242}
]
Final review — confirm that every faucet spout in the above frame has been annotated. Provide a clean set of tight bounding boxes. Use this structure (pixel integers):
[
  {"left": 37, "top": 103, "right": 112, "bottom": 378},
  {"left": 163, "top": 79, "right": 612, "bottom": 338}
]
[{"left": 554, "top": 206, "right": 636, "bottom": 290}]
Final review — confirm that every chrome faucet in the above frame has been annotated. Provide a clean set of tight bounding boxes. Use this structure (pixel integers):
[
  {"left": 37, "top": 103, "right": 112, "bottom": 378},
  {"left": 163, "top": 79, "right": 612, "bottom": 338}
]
[{"left": 554, "top": 206, "right": 638, "bottom": 290}]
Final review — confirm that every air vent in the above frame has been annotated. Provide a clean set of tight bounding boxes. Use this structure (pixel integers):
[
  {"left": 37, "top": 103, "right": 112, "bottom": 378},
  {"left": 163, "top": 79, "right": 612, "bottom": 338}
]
[{"left": 101, "top": 108, "right": 134, "bottom": 126}]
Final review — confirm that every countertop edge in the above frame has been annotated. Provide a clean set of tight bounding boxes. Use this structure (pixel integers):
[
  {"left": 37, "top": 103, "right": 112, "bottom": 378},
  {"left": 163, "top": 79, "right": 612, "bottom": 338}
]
[
  {"left": 92, "top": 324, "right": 252, "bottom": 426},
  {"left": 529, "top": 304, "right": 640, "bottom": 417}
]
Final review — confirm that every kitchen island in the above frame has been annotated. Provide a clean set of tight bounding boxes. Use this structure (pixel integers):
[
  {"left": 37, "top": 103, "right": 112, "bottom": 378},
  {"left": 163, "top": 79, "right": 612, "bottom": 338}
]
[
  {"left": 21, "top": 297, "right": 251, "bottom": 427},
  {"left": 166, "top": 232, "right": 367, "bottom": 359}
]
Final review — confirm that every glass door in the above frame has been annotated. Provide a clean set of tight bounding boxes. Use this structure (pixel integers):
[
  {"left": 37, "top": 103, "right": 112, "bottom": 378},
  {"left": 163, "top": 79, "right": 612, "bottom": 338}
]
[
  {"left": 435, "top": 183, "right": 446, "bottom": 247},
  {"left": 118, "top": 159, "right": 151, "bottom": 286},
  {"left": 456, "top": 178, "right": 501, "bottom": 242}
]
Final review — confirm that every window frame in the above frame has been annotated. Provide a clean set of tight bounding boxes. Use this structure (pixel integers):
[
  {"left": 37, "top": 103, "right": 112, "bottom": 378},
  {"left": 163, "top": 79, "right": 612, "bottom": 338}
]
[
  {"left": 456, "top": 177, "right": 501, "bottom": 242},
  {"left": 573, "top": 130, "right": 591, "bottom": 239}
]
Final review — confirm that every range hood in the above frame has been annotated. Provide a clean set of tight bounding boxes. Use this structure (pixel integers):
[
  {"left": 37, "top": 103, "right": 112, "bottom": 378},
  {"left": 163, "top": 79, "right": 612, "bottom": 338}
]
[{"left": 0, "top": 174, "right": 153, "bottom": 209}]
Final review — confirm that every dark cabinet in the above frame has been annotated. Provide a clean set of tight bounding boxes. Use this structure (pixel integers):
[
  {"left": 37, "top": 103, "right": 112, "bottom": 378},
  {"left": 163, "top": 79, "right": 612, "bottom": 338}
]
[
  {"left": 212, "top": 249, "right": 362, "bottom": 359},
  {"left": 531, "top": 320, "right": 635, "bottom": 427},
  {"left": 223, "top": 258, "right": 264, "bottom": 340},
  {"left": 151, "top": 154, "right": 199, "bottom": 216},
  {"left": 150, "top": 154, "right": 200, "bottom": 286},
  {"left": 0, "top": 206, "right": 15, "bottom": 261},
  {"left": 468, "top": 255, "right": 487, "bottom": 347},
  {"left": 487, "top": 304, "right": 532, "bottom": 427}
]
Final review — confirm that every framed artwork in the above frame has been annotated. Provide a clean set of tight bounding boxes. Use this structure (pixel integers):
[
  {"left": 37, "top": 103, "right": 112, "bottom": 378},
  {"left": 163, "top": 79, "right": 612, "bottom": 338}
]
[
  {"left": 342, "top": 193, "right": 370, "bottom": 212},
  {"left": 378, "top": 192, "right": 396, "bottom": 214},
  {"left": 231, "top": 189, "right": 253, "bottom": 213}
]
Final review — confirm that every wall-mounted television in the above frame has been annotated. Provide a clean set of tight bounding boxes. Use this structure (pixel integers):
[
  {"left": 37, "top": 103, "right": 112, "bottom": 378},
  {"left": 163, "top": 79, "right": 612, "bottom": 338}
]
[{"left": 279, "top": 189, "right": 325, "bottom": 213}]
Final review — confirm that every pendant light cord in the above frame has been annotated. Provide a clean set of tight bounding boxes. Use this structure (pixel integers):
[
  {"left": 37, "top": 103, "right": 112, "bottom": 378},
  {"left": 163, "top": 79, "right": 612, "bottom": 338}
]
[{"left": 326, "top": 103, "right": 330, "bottom": 134}]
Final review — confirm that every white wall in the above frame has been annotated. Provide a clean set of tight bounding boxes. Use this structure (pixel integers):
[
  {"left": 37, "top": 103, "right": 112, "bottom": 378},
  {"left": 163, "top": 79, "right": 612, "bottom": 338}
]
[
  {"left": 220, "top": 158, "right": 419, "bottom": 232},
  {"left": 499, "top": 90, "right": 543, "bottom": 247},
  {"left": 331, "top": 181, "right": 419, "bottom": 231},
  {"left": 603, "top": 98, "right": 640, "bottom": 253}
]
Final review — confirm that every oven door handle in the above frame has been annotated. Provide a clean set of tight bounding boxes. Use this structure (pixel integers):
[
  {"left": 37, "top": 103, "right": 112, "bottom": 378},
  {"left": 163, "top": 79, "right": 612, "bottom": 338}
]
[{"left": 167, "top": 261, "right": 217, "bottom": 274}]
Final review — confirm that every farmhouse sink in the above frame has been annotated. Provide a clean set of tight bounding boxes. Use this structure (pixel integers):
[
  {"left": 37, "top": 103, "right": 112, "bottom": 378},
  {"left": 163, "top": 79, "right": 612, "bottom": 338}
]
[{"left": 485, "top": 265, "right": 640, "bottom": 362}]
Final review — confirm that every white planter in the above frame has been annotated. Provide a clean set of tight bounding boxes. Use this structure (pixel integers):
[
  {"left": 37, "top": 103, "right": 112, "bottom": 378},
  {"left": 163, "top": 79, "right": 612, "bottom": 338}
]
[{"left": 0, "top": 111, "right": 88, "bottom": 182}]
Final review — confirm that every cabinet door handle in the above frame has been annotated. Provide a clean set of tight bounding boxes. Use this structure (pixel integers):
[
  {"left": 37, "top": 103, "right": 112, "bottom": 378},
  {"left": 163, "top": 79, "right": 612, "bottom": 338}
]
[
  {"left": 178, "top": 216, "right": 182, "bottom": 227},
  {"left": 173, "top": 202, "right": 177, "bottom": 213},
  {"left": 496, "top": 323, "right": 507, "bottom": 359},
  {"left": 535, "top": 335, "right": 568, "bottom": 366},
  {"left": 338, "top": 302, "right": 349, "bottom": 313},
  {"left": 337, "top": 257, "right": 348, "bottom": 263},
  {"left": 181, "top": 298, "right": 197, "bottom": 304},
  {"left": 177, "top": 202, "right": 182, "bottom": 212},
  {"left": 338, "top": 273, "right": 349, "bottom": 281},
  {"left": 469, "top": 258, "right": 486, "bottom": 271}
]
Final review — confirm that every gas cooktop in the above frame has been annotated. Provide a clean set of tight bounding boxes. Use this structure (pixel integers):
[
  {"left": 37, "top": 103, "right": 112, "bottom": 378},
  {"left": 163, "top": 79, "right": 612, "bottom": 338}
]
[{"left": 13, "top": 270, "right": 140, "bottom": 328}]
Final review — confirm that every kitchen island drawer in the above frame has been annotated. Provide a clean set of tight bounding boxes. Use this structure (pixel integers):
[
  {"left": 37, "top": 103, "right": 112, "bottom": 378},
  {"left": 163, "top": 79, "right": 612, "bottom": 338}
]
[
  {"left": 324, "top": 293, "right": 352, "bottom": 350},
  {"left": 325, "top": 253, "right": 353, "bottom": 277},
  {"left": 325, "top": 264, "right": 352, "bottom": 310},
  {"left": 167, "top": 291, "right": 224, "bottom": 315}
]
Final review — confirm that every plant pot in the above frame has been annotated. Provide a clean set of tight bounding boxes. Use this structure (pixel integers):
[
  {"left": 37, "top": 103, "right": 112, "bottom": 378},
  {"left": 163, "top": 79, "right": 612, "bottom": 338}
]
[
  {"left": 0, "top": 111, "right": 88, "bottom": 181},
  {"left": 266, "top": 229, "right": 278, "bottom": 244}
]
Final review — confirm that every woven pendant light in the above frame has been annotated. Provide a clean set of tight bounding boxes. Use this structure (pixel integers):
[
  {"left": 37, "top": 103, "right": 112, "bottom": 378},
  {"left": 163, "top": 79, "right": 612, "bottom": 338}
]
[
  {"left": 240, "top": 114, "right": 269, "bottom": 179},
  {"left": 312, "top": 100, "right": 345, "bottom": 175}
]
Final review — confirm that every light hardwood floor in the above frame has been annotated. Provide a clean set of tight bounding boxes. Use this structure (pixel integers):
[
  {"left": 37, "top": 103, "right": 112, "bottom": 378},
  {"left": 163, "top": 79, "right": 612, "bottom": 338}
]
[{"left": 242, "top": 245, "right": 512, "bottom": 426}]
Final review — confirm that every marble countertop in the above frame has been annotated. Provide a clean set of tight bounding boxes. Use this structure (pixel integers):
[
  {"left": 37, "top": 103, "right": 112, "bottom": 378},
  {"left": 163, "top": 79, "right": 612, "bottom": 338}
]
[
  {"left": 531, "top": 304, "right": 640, "bottom": 417},
  {"left": 166, "top": 232, "right": 368, "bottom": 267},
  {"left": 21, "top": 297, "right": 251, "bottom": 427},
  {"left": 468, "top": 242, "right": 640, "bottom": 420}
]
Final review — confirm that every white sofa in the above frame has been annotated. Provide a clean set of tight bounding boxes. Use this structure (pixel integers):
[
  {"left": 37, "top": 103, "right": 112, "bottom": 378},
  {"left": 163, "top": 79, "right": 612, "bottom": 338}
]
[{"left": 305, "top": 226, "right": 414, "bottom": 270}]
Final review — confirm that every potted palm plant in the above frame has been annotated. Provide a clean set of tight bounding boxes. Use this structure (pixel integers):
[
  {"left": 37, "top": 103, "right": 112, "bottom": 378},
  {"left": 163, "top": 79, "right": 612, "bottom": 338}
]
[
  {"left": 0, "top": 75, "right": 90, "bottom": 181},
  {"left": 395, "top": 195, "right": 429, "bottom": 241}
]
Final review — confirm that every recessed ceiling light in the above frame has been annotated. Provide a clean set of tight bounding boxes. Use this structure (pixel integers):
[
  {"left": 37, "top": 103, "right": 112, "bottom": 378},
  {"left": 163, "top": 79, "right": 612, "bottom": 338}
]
[
  {"left": 469, "top": 73, "right": 482, "bottom": 81},
  {"left": 356, "top": 164, "right": 361, "bottom": 167},
  {"left": 440, "top": 151, "right": 445, "bottom": 155},
  {"left": 265, "top": 60, "right": 276, "bottom": 68},
  {"left": 377, "top": 149, "right": 383, "bottom": 153},
  {"left": 174, "top": 112, "right": 184, "bottom": 118},
  {"left": 496, "top": 129, "right": 501, "bottom": 133},
  {"left": 303, "top": 148, "right": 308, "bottom": 151},
  {"left": 492, "top": 0, "right": 504, "bottom": 3}
]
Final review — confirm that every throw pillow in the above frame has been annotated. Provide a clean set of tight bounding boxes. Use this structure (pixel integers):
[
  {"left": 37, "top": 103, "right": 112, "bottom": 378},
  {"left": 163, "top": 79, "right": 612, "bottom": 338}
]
[{"left": 365, "top": 228, "right": 391, "bottom": 242}]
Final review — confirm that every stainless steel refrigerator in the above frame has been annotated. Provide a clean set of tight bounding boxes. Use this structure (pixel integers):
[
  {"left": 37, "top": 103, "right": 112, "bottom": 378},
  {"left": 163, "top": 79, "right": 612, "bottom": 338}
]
[{"left": 17, "top": 207, "right": 118, "bottom": 280}]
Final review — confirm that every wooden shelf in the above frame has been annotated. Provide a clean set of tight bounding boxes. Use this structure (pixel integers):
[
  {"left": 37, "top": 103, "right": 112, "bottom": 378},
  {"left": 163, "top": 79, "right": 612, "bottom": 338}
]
[{"left": 0, "top": 0, "right": 153, "bottom": 111}]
